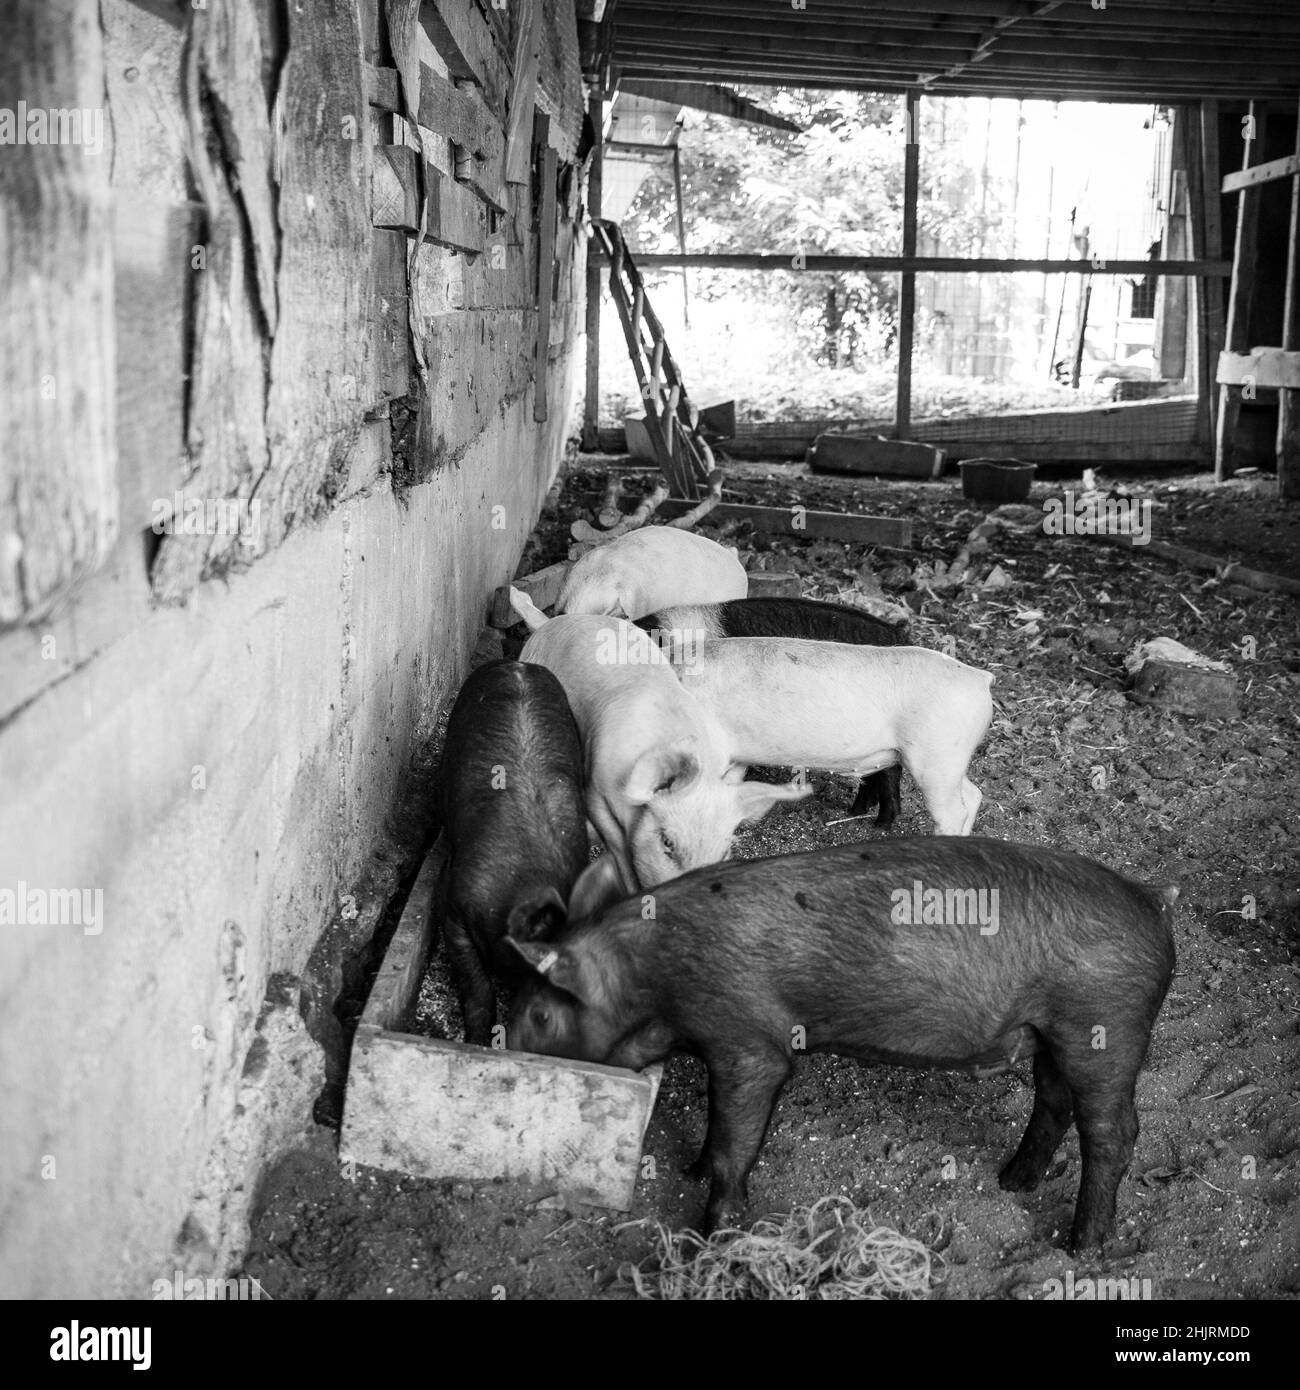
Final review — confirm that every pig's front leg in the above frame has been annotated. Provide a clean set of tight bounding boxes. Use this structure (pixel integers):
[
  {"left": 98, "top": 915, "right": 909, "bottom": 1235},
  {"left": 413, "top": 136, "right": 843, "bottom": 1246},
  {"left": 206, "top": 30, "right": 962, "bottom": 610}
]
[
  {"left": 444, "top": 912, "right": 496, "bottom": 1046},
  {"left": 586, "top": 790, "right": 639, "bottom": 892},
  {"left": 695, "top": 1046, "right": 792, "bottom": 1234}
]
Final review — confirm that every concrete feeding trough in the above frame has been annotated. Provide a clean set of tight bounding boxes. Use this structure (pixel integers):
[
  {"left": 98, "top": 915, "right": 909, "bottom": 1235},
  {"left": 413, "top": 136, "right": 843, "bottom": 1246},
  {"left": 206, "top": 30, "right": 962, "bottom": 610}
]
[
  {"left": 809, "top": 433, "right": 945, "bottom": 478},
  {"left": 341, "top": 838, "right": 662, "bottom": 1209}
]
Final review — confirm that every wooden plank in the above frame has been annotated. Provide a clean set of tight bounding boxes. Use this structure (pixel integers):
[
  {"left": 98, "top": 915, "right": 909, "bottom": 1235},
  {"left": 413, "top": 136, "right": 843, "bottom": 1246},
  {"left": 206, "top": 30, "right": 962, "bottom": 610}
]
[
  {"left": 148, "top": 0, "right": 278, "bottom": 602},
  {"left": 656, "top": 502, "right": 912, "bottom": 548},
  {"left": 1216, "top": 348, "right": 1300, "bottom": 389},
  {"left": 1221, "top": 152, "right": 1300, "bottom": 194},
  {"left": 895, "top": 88, "right": 920, "bottom": 440},
  {"left": 600, "top": 397, "right": 1205, "bottom": 463},
  {"left": 1216, "top": 102, "right": 1267, "bottom": 481},
  {"left": 810, "top": 434, "right": 944, "bottom": 479},
  {"left": 194, "top": 0, "right": 280, "bottom": 334},
  {"left": 366, "top": 63, "right": 503, "bottom": 162},
  {"left": 601, "top": 253, "right": 1233, "bottom": 276},
  {"left": 1, "top": 0, "right": 117, "bottom": 625},
  {"left": 1206, "top": 105, "right": 1223, "bottom": 447},
  {"left": 490, "top": 561, "right": 570, "bottom": 626},
  {"left": 114, "top": 197, "right": 198, "bottom": 533},
  {"left": 534, "top": 140, "right": 559, "bottom": 422},
  {"left": 427, "top": 163, "right": 488, "bottom": 253},
  {"left": 373, "top": 144, "right": 422, "bottom": 230},
  {"left": 359, "top": 839, "right": 447, "bottom": 1031},
  {"left": 373, "top": 145, "right": 486, "bottom": 252},
  {"left": 371, "top": 228, "right": 411, "bottom": 403},
  {"left": 419, "top": 0, "right": 510, "bottom": 111},
  {"left": 1278, "top": 96, "right": 1300, "bottom": 500},
  {"left": 102, "top": 0, "right": 189, "bottom": 203},
  {"left": 505, "top": 0, "right": 544, "bottom": 184},
  {"left": 1154, "top": 166, "right": 1190, "bottom": 382},
  {"left": 620, "top": 78, "right": 803, "bottom": 132}
]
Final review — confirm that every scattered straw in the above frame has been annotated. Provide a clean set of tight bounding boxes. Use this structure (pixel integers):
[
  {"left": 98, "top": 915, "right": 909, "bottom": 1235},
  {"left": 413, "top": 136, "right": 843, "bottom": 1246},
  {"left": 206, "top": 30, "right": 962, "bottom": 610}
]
[{"left": 619, "top": 1196, "right": 941, "bottom": 1301}]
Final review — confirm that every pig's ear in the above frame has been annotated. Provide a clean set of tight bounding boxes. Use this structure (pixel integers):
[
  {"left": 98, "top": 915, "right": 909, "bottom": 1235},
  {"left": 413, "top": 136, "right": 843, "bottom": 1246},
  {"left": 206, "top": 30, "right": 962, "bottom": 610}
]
[
  {"left": 735, "top": 778, "right": 812, "bottom": 825},
  {"left": 506, "top": 885, "right": 568, "bottom": 942},
  {"left": 566, "top": 853, "right": 626, "bottom": 923},
  {"left": 503, "top": 939, "right": 586, "bottom": 1001},
  {"left": 624, "top": 747, "right": 701, "bottom": 803}
]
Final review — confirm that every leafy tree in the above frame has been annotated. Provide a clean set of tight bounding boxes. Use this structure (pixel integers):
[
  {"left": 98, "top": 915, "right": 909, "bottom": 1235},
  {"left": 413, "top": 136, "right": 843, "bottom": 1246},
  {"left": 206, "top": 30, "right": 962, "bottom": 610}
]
[{"left": 621, "top": 89, "right": 1009, "bottom": 369}]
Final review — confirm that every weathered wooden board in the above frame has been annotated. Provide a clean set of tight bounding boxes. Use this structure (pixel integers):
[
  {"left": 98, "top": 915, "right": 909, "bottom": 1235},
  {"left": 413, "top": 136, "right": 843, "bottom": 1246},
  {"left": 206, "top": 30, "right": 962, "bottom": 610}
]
[
  {"left": 195, "top": 0, "right": 279, "bottom": 333},
  {"left": 102, "top": 0, "right": 190, "bottom": 203},
  {"left": 810, "top": 434, "right": 944, "bottom": 479},
  {"left": 376, "top": 145, "right": 488, "bottom": 254},
  {"left": 373, "top": 144, "right": 423, "bottom": 229},
  {"left": 114, "top": 196, "right": 199, "bottom": 534},
  {"left": 0, "top": 0, "right": 117, "bottom": 626},
  {"left": 340, "top": 839, "right": 662, "bottom": 1209},
  {"left": 656, "top": 503, "right": 913, "bottom": 548},
  {"left": 367, "top": 63, "right": 503, "bottom": 162},
  {"left": 490, "top": 560, "right": 570, "bottom": 626},
  {"left": 746, "top": 572, "right": 803, "bottom": 598},
  {"left": 534, "top": 0, "right": 585, "bottom": 162},
  {"left": 1216, "top": 348, "right": 1300, "bottom": 390},
  {"left": 603, "top": 397, "right": 1206, "bottom": 463},
  {"left": 505, "top": 0, "right": 544, "bottom": 184},
  {"left": 370, "top": 229, "right": 411, "bottom": 404},
  {"left": 427, "top": 163, "right": 488, "bottom": 253},
  {"left": 419, "top": 0, "right": 511, "bottom": 112},
  {"left": 534, "top": 140, "right": 559, "bottom": 422},
  {"left": 1221, "top": 153, "right": 1300, "bottom": 195},
  {"left": 149, "top": 0, "right": 274, "bottom": 601}
]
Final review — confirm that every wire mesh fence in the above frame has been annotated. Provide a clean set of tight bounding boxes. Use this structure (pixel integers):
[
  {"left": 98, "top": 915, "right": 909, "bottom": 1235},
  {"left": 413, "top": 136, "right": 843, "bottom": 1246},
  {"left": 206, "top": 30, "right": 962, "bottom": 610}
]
[{"left": 596, "top": 94, "right": 1190, "bottom": 433}]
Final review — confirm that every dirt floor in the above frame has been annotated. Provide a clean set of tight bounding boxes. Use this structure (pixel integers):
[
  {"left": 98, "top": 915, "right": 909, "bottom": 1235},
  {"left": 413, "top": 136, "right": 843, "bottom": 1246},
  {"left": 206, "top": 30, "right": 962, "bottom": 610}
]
[{"left": 244, "top": 460, "right": 1299, "bottom": 1300}]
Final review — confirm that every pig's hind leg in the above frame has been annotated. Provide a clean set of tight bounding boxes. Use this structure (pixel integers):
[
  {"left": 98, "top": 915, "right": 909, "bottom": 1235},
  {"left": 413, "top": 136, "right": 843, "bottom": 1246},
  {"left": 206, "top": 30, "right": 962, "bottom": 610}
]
[
  {"left": 694, "top": 1046, "right": 793, "bottom": 1234},
  {"left": 849, "top": 767, "right": 902, "bottom": 828},
  {"left": 1041, "top": 1035, "right": 1146, "bottom": 1250},
  {"left": 999, "top": 1046, "right": 1075, "bottom": 1192}
]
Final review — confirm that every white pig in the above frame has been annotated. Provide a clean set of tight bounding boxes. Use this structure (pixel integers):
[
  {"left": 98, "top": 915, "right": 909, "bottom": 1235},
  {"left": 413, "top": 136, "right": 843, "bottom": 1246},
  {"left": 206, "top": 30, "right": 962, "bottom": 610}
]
[
  {"left": 512, "top": 591, "right": 807, "bottom": 889},
  {"left": 672, "top": 637, "right": 994, "bottom": 835},
  {"left": 556, "top": 526, "right": 748, "bottom": 620}
]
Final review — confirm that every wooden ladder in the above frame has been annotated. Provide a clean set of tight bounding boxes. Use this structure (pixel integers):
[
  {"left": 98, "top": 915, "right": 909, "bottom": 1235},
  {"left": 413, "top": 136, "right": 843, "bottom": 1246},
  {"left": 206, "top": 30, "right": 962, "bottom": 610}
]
[{"left": 593, "top": 219, "right": 714, "bottom": 500}]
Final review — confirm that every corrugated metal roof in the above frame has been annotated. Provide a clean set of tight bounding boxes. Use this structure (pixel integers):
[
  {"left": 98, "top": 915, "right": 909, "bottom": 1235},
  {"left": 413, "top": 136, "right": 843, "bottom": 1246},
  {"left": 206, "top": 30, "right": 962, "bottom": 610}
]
[{"left": 609, "top": 0, "right": 1300, "bottom": 102}]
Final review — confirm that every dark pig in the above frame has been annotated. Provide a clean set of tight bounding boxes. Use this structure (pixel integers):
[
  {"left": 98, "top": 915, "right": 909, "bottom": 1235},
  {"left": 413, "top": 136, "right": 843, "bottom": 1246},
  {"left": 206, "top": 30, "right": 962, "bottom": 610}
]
[
  {"left": 435, "top": 659, "right": 589, "bottom": 1045},
  {"left": 507, "top": 837, "right": 1176, "bottom": 1249},
  {"left": 637, "top": 597, "right": 910, "bottom": 825}
]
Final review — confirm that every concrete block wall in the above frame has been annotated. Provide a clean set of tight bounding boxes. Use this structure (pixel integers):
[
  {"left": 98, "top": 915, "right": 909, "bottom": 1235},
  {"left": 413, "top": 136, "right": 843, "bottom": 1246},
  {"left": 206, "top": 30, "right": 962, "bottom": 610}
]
[{"left": 0, "top": 360, "right": 580, "bottom": 1298}]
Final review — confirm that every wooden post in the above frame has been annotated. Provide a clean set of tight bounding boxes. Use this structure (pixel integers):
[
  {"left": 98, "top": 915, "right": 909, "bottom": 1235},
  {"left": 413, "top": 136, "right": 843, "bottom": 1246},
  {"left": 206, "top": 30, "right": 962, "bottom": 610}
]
[
  {"left": 672, "top": 145, "right": 690, "bottom": 329},
  {"left": 534, "top": 132, "right": 558, "bottom": 423},
  {"left": 581, "top": 94, "right": 604, "bottom": 451},
  {"left": 1277, "top": 94, "right": 1300, "bottom": 500},
  {"left": 1216, "top": 102, "right": 1267, "bottom": 481},
  {"left": 895, "top": 89, "right": 919, "bottom": 440}
]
